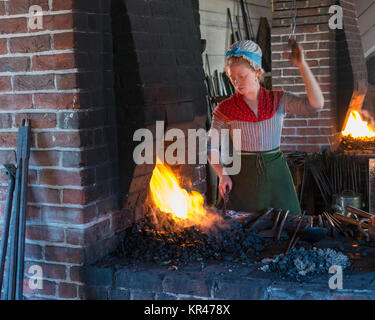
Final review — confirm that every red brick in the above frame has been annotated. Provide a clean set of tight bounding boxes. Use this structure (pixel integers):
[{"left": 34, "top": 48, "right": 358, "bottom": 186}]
[
  {"left": 58, "top": 282, "right": 78, "bottom": 299},
  {"left": 26, "top": 225, "right": 65, "bottom": 242},
  {"left": 25, "top": 261, "right": 67, "bottom": 280},
  {"left": 0, "top": 39, "right": 7, "bottom": 54},
  {"left": 305, "top": 51, "right": 330, "bottom": 59},
  {"left": 30, "top": 150, "right": 60, "bottom": 166},
  {"left": 10, "top": 35, "right": 51, "bottom": 53},
  {"left": 69, "top": 266, "right": 83, "bottom": 282},
  {"left": 40, "top": 14, "right": 74, "bottom": 31},
  {"left": 284, "top": 119, "right": 308, "bottom": 127},
  {"left": 15, "top": 113, "right": 56, "bottom": 128},
  {"left": 25, "top": 243, "right": 43, "bottom": 260},
  {"left": 23, "top": 278, "right": 57, "bottom": 297},
  {"left": 320, "top": 127, "right": 333, "bottom": 135},
  {"left": 281, "top": 136, "right": 307, "bottom": 144},
  {"left": 52, "top": 0, "right": 74, "bottom": 10},
  {"left": 37, "top": 131, "right": 92, "bottom": 148},
  {"left": 41, "top": 205, "right": 96, "bottom": 224},
  {"left": 62, "top": 188, "right": 86, "bottom": 205},
  {"left": 282, "top": 128, "right": 296, "bottom": 135},
  {"left": 14, "top": 74, "right": 55, "bottom": 91},
  {"left": 0, "top": 18, "right": 28, "bottom": 35},
  {"left": 53, "top": 32, "right": 75, "bottom": 50},
  {"left": 272, "top": 61, "right": 291, "bottom": 69},
  {"left": 45, "top": 246, "right": 84, "bottom": 264},
  {"left": 0, "top": 57, "right": 30, "bottom": 72},
  {"left": 8, "top": 0, "right": 49, "bottom": 14},
  {"left": 307, "top": 136, "right": 331, "bottom": 144},
  {"left": 56, "top": 73, "right": 78, "bottom": 90},
  {"left": 308, "top": 119, "right": 333, "bottom": 126},
  {"left": 63, "top": 184, "right": 109, "bottom": 205},
  {"left": 271, "top": 53, "right": 281, "bottom": 62},
  {"left": 272, "top": 26, "right": 291, "bottom": 35},
  {"left": 40, "top": 169, "right": 85, "bottom": 186},
  {"left": 280, "top": 144, "right": 297, "bottom": 151},
  {"left": 297, "top": 128, "right": 320, "bottom": 135},
  {"left": 28, "top": 186, "right": 60, "bottom": 204},
  {"left": 306, "top": 33, "right": 330, "bottom": 41},
  {"left": 0, "top": 132, "right": 18, "bottom": 147},
  {"left": 66, "top": 219, "right": 110, "bottom": 245},
  {"left": 283, "top": 69, "right": 300, "bottom": 76},
  {"left": 26, "top": 205, "right": 41, "bottom": 221},
  {"left": 0, "top": 77, "right": 11, "bottom": 92},
  {"left": 0, "top": 94, "right": 32, "bottom": 110},
  {"left": 34, "top": 93, "right": 80, "bottom": 110},
  {"left": 0, "top": 2, "right": 4, "bottom": 15},
  {"left": 32, "top": 53, "right": 76, "bottom": 71}
]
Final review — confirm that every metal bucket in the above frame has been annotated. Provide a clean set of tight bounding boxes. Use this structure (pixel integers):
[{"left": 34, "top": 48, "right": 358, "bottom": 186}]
[{"left": 332, "top": 190, "right": 362, "bottom": 216}]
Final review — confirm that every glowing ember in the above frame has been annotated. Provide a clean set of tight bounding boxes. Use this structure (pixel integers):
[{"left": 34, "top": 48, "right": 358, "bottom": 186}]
[
  {"left": 342, "top": 110, "right": 375, "bottom": 138},
  {"left": 149, "top": 159, "right": 221, "bottom": 227}
]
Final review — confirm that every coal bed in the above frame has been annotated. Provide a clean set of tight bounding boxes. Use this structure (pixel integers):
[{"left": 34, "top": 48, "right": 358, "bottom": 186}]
[{"left": 83, "top": 206, "right": 375, "bottom": 300}]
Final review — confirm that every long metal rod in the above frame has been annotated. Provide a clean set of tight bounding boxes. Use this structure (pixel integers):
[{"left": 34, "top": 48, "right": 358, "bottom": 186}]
[
  {"left": 6, "top": 159, "right": 22, "bottom": 300},
  {"left": 16, "top": 120, "right": 31, "bottom": 300},
  {"left": 239, "top": 0, "right": 251, "bottom": 40},
  {"left": 0, "top": 164, "right": 16, "bottom": 297}
]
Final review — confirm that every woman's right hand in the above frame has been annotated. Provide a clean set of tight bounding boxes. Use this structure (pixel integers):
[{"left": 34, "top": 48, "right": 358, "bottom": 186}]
[{"left": 219, "top": 175, "right": 232, "bottom": 199}]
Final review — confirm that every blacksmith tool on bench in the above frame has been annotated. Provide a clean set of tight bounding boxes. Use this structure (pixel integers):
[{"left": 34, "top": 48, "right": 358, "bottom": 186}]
[
  {"left": 248, "top": 208, "right": 274, "bottom": 231},
  {"left": 259, "top": 208, "right": 282, "bottom": 238},
  {"left": 222, "top": 186, "right": 230, "bottom": 218},
  {"left": 275, "top": 209, "right": 289, "bottom": 241}
]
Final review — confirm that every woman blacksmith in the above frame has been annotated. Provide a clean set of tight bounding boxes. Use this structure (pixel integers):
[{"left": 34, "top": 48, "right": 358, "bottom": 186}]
[{"left": 207, "top": 40, "right": 324, "bottom": 215}]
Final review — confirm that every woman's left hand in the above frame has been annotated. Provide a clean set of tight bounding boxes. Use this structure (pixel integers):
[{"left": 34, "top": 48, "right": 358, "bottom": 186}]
[{"left": 283, "top": 39, "right": 305, "bottom": 68}]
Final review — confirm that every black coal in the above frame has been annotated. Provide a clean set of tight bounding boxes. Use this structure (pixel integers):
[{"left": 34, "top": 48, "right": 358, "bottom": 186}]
[{"left": 112, "top": 210, "right": 274, "bottom": 266}]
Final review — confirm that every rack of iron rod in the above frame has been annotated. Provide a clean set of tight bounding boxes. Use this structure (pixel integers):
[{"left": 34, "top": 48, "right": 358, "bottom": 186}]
[{"left": 0, "top": 119, "right": 31, "bottom": 300}]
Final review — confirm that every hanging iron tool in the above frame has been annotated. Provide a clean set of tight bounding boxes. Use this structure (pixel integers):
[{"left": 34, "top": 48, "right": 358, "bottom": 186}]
[{"left": 288, "top": 0, "right": 299, "bottom": 58}]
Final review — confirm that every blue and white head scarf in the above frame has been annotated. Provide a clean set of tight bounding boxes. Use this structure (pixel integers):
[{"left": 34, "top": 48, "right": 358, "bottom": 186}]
[{"left": 225, "top": 40, "right": 264, "bottom": 73}]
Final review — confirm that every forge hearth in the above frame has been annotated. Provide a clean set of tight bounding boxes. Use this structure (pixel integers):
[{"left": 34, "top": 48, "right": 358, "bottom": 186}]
[{"left": 83, "top": 224, "right": 375, "bottom": 300}]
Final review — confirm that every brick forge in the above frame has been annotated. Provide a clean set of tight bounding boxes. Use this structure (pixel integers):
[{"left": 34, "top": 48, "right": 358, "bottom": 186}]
[
  {"left": 271, "top": 0, "right": 368, "bottom": 152},
  {"left": 0, "top": 0, "right": 207, "bottom": 300}
]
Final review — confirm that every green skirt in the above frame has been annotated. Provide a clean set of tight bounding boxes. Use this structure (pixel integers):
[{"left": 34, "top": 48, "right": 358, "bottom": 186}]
[{"left": 223, "top": 148, "right": 301, "bottom": 214}]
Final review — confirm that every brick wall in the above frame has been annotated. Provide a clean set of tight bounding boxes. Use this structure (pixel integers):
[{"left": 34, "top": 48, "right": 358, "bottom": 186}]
[
  {"left": 271, "top": 0, "right": 337, "bottom": 152},
  {"left": 0, "top": 0, "right": 207, "bottom": 300},
  {"left": 0, "top": 0, "right": 121, "bottom": 299}
]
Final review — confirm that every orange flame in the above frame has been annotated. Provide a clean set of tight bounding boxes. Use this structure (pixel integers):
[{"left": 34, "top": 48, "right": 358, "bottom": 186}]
[
  {"left": 342, "top": 110, "right": 375, "bottom": 138},
  {"left": 149, "top": 160, "right": 221, "bottom": 227}
]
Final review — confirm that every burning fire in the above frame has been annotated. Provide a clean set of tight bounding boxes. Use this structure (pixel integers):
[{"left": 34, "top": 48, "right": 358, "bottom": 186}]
[
  {"left": 149, "top": 160, "right": 221, "bottom": 227},
  {"left": 342, "top": 110, "right": 375, "bottom": 138}
]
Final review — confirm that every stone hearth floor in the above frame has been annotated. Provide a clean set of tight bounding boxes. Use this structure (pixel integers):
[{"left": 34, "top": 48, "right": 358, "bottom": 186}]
[{"left": 83, "top": 238, "right": 375, "bottom": 300}]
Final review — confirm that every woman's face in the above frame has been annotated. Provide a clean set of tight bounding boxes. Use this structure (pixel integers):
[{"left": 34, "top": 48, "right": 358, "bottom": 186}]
[{"left": 226, "top": 63, "right": 260, "bottom": 96}]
